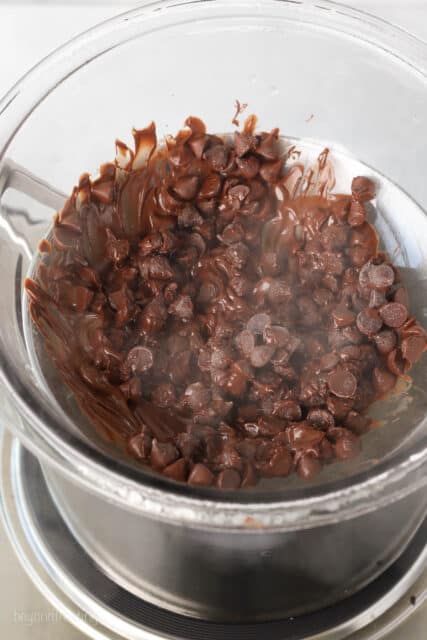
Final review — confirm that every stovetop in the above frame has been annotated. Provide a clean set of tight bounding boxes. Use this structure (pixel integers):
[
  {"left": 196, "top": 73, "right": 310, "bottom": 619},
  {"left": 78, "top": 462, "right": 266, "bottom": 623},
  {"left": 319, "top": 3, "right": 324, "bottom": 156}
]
[{"left": 1, "top": 427, "right": 427, "bottom": 640}]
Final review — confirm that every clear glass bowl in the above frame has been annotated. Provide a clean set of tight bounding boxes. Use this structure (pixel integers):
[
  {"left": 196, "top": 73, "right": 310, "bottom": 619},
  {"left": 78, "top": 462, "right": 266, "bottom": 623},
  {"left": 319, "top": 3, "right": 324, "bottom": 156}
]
[{"left": 1, "top": 3, "right": 427, "bottom": 619}]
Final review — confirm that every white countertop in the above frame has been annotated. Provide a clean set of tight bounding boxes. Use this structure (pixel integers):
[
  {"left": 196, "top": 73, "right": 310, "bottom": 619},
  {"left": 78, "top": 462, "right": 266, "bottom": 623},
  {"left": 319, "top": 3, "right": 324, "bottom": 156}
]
[{"left": 0, "top": 2, "right": 426, "bottom": 639}]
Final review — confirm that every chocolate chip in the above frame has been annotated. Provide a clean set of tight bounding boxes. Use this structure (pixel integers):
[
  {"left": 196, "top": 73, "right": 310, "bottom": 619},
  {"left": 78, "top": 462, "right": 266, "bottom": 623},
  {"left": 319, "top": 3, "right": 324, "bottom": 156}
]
[
  {"left": 178, "top": 205, "right": 204, "bottom": 228},
  {"left": 157, "top": 185, "right": 182, "bottom": 215},
  {"left": 234, "top": 132, "right": 255, "bottom": 157},
  {"left": 188, "top": 232, "right": 207, "bottom": 258},
  {"left": 319, "top": 352, "right": 341, "bottom": 371},
  {"left": 214, "top": 441, "right": 242, "bottom": 470},
  {"left": 216, "top": 469, "right": 241, "bottom": 489},
  {"left": 247, "top": 313, "right": 271, "bottom": 334},
  {"left": 120, "top": 377, "right": 143, "bottom": 401},
  {"left": 138, "top": 232, "right": 161, "bottom": 257},
  {"left": 359, "top": 345, "right": 378, "bottom": 371},
  {"left": 173, "top": 175, "right": 200, "bottom": 201},
  {"left": 322, "top": 252, "right": 345, "bottom": 276},
  {"left": 368, "top": 264, "right": 394, "bottom": 290},
  {"left": 188, "top": 463, "right": 215, "bottom": 486},
  {"left": 236, "top": 329, "right": 255, "bottom": 357},
  {"left": 197, "top": 198, "right": 216, "bottom": 215},
  {"left": 176, "top": 432, "right": 201, "bottom": 459},
  {"left": 256, "top": 131, "right": 279, "bottom": 160},
  {"left": 386, "top": 349, "right": 410, "bottom": 377},
  {"left": 313, "top": 287, "right": 334, "bottom": 307},
  {"left": 168, "top": 295, "right": 194, "bottom": 321},
  {"left": 128, "top": 431, "right": 152, "bottom": 459},
  {"left": 356, "top": 308, "right": 383, "bottom": 336},
  {"left": 229, "top": 275, "right": 251, "bottom": 297},
  {"left": 210, "top": 347, "right": 230, "bottom": 370},
  {"left": 225, "top": 242, "right": 249, "bottom": 269},
  {"left": 321, "top": 225, "right": 348, "bottom": 251},
  {"left": 169, "top": 350, "right": 192, "bottom": 385},
  {"left": 339, "top": 345, "right": 361, "bottom": 362},
  {"left": 327, "top": 426, "right": 353, "bottom": 441},
  {"left": 260, "top": 251, "right": 282, "bottom": 277},
  {"left": 263, "top": 325, "right": 291, "bottom": 347},
  {"left": 348, "top": 245, "right": 374, "bottom": 268},
  {"left": 319, "top": 438, "right": 334, "bottom": 460},
  {"left": 150, "top": 440, "right": 179, "bottom": 469},
  {"left": 183, "top": 382, "right": 211, "bottom": 413},
  {"left": 307, "top": 408, "right": 335, "bottom": 430},
  {"left": 322, "top": 274, "right": 339, "bottom": 293},
  {"left": 53, "top": 225, "right": 81, "bottom": 251},
  {"left": 175, "top": 246, "right": 198, "bottom": 270},
  {"left": 161, "top": 230, "right": 179, "bottom": 254},
  {"left": 106, "top": 232, "right": 129, "bottom": 265},
  {"left": 213, "top": 321, "right": 234, "bottom": 342},
  {"left": 228, "top": 184, "right": 250, "bottom": 203},
  {"left": 226, "top": 361, "right": 250, "bottom": 397},
  {"left": 342, "top": 325, "right": 364, "bottom": 345},
  {"left": 344, "top": 410, "right": 371, "bottom": 435},
  {"left": 199, "top": 173, "right": 222, "bottom": 199},
  {"left": 236, "top": 155, "right": 260, "bottom": 179},
  {"left": 374, "top": 330, "right": 397, "bottom": 355},
  {"left": 163, "top": 458, "right": 188, "bottom": 482},
  {"left": 250, "top": 345, "right": 276, "bottom": 368},
  {"left": 401, "top": 335, "right": 426, "bottom": 363},
  {"left": 163, "top": 282, "right": 178, "bottom": 305},
  {"left": 218, "top": 222, "right": 245, "bottom": 245},
  {"left": 267, "top": 280, "right": 292, "bottom": 306},
  {"left": 358, "top": 261, "right": 373, "bottom": 288},
  {"left": 126, "top": 346, "right": 154, "bottom": 374},
  {"left": 328, "top": 367, "right": 357, "bottom": 398},
  {"left": 169, "top": 144, "right": 193, "bottom": 168},
  {"left": 348, "top": 201, "right": 366, "bottom": 227},
  {"left": 272, "top": 400, "right": 302, "bottom": 421},
  {"left": 139, "top": 255, "right": 175, "bottom": 280},
  {"left": 351, "top": 176, "right": 375, "bottom": 202},
  {"left": 204, "top": 144, "right": 228, "bottom": 171},
  {"left": 242, "top": 422, "right": 260, "bottom": 438},
  {"left": 257, "top": 415, "right": 285, "bottom": 437},
  {"left": 236, "top": 404, "right": 258, "bottom": 423},
  {"left": 288, "top": 423, "right": 325, "bottom": 449},
  {"left": 188, "top": 133, "right": 207, "bottom": 159},
  {"left": 256, "top": 444, "right": 292, "bottom": 477},
  {"left": 332, "top": 304, "right": 356, "bottom": 328},
  {"left": 151, "top": 383, "right": 176, "bottom": 408},
  {"left": 198, "top": 282, "right": 219, "bottom": 307},
  {"left": 379, "top": 302, "right": 408, "bottom": 328},
  {"left": 56, "top": 282, "right": 93, "bottom": 313}
]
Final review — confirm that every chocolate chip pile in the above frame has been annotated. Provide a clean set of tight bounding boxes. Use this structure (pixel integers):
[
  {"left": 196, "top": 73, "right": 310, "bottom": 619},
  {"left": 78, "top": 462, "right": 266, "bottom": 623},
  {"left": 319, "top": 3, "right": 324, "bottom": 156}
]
[{"left": 26, "top": 116, "right": 427, "bottom": 489}]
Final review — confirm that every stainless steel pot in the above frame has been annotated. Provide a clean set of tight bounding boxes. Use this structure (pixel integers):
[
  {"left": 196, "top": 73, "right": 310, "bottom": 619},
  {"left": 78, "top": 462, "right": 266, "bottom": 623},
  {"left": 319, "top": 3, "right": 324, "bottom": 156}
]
[
  {"left": 1, "top": 0, "right": 427, "bottom": 623},
  {"left": 42, "top": 465, "right": 427, "bottom": 621}
]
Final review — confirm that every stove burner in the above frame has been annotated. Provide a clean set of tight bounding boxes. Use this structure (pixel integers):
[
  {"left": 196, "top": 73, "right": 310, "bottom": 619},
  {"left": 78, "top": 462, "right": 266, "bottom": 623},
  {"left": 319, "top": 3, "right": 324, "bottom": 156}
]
[{"left": 1, "top": 430, "right": 426, "bottom": 640}]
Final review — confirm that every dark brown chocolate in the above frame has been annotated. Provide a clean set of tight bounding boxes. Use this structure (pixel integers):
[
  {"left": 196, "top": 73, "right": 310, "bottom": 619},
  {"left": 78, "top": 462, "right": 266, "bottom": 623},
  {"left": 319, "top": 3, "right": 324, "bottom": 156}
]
[{"left": 25, "top": 116, "right": 427, "bottom": 489}]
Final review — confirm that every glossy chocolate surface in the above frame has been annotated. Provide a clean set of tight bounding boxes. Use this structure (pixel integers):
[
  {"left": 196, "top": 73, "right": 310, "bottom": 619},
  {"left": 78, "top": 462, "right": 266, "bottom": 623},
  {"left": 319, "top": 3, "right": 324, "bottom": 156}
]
[{"left": 26, "top": 116, "right": 427, "bottom": 488}]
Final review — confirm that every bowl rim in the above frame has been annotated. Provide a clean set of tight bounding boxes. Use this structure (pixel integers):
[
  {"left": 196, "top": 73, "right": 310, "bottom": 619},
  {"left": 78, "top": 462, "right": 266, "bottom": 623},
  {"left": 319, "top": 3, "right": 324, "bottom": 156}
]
[{"left": 1, "top": 0, "right": 427, "bottom": 529}]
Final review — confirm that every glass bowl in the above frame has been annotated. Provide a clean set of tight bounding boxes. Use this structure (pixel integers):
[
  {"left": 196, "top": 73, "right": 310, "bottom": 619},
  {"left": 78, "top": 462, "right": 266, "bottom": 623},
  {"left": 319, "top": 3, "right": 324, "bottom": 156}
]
[{"left": 1, "top": 0, "right": 427, "bottom": 622}]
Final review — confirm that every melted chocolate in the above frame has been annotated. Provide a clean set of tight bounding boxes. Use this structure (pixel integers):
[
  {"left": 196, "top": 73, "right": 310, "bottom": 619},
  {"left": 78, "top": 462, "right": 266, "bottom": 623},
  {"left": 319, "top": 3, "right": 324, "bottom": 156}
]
[{"left": 25, "top": 116, "right": 427, "bottom": 488}]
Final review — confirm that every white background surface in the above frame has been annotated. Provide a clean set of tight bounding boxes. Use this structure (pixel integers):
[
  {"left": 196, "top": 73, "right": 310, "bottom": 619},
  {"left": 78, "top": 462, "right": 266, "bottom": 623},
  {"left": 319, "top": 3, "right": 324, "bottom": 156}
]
[{"left": 0, "top": 2, "right": 426, "bottom": 639}]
